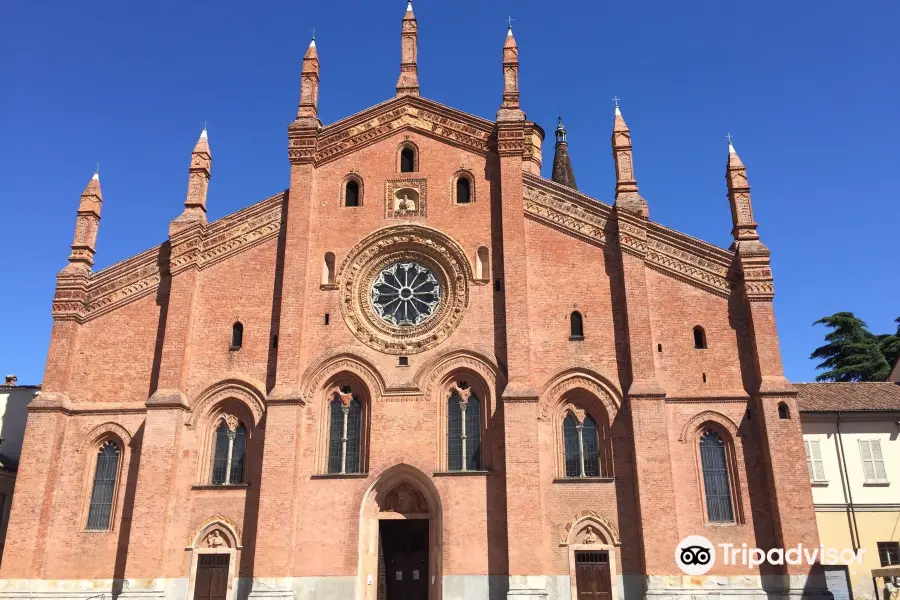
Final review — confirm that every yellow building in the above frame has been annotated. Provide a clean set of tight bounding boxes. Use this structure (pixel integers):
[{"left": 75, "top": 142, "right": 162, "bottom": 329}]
[{"left": 798, "top": 382, "right": 900, "bottom": 600}]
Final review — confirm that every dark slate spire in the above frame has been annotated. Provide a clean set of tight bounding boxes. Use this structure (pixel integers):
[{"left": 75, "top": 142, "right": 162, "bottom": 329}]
[{"left": 551, "top": 117, "right": 577, "bottom": 189}]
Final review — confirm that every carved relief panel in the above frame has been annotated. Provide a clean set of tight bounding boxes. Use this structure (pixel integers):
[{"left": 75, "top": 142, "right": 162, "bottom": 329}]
[{"left": 385, "top": 179, "right": 428, "bottom": 219}]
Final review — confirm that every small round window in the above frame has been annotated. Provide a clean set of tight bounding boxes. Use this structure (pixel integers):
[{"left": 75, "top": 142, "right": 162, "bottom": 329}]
[{"left": 370, "top": 262, "right": 441, "bottom": 326}]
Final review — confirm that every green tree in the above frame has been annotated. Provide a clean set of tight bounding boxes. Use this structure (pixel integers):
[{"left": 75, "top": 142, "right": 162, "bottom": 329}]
[
  {"left": 810, "top": 312, "right": 891, "bottom": 382},
  {"left": 879, "top": 316, "right": 900, "bottom": 369}
]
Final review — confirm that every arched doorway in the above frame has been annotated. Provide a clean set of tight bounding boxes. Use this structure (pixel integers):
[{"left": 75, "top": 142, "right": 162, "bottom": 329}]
[{"left": 358, "top": 465, "right": 442, "bottom": 600}]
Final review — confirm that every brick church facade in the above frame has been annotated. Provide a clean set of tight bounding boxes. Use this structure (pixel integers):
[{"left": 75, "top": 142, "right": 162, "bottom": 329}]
[{"left": 1, "top": 4, "right": 829, "bottom": 600}]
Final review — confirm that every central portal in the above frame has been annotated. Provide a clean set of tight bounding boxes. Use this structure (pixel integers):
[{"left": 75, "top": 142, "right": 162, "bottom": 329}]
[{"left": 379, "top": 519, "right": 429, "bottom": 600}]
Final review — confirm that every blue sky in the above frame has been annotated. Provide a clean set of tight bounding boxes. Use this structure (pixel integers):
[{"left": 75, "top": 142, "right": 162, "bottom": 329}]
[{"left": 2, "top": 0, "right": 897, "bottom": 386}]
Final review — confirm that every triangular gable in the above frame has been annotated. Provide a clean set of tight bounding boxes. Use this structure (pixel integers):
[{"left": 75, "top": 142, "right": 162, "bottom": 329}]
[{"left": 312, "top": 96, "right": 498, "bottom": 164}]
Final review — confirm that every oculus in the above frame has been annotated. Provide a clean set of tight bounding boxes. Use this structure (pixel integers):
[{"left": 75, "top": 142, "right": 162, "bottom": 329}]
[
  {"left": 338, "top": 225, "right": 472, "bottom": 354},
  {"left": 371, "top": 262, "right": 441, "bottom": 326}
]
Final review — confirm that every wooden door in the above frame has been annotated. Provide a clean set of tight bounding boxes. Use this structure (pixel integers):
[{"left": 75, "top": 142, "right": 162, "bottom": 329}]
[
  {"left": 194, "top": 554, "right": 230, "bottom": 600},
  {"left": 575, "top": 551, "right": 611, "bottom": 600}
]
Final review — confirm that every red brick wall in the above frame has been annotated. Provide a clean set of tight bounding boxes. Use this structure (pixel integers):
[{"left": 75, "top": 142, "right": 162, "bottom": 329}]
[{"left": 1, "top": 118, "right": 814, "bottom": 587}]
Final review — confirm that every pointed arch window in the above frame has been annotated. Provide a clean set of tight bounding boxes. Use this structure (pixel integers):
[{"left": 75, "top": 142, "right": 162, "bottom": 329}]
[
  {"left": 570, "top": 311, "right": 584, "bottom": 339},
  {"left": 562, "top": 411, "right": 612, "bottom": 478},
  {"left": 211, "top": 417, "right": 247, "bottom": 485},
  {"left": 447, "top": 385, "right": 481, "bottom": 471},
  {"left": 345, "top": 180, "right": 360, "bottom": 207},
  {"left": 327, "top": 390, "right": 363, "bottom": 474},
  {"left": 400, "top": 147, "right": 416, "bottom": 173},
  {"left": 693, "top": 326, "right": 707, "bottom": 349},
  {"left": 777, "top": 402, "right": 791, "bottom": 420},
  {"left": 699, "top": 430, "right": 735, "bottom": 523},
  {"left": 86, "top": 440, "right": 121, "bottom": 531},
  {"left": 231, "top": 322, "right": 243, "bottom": 350},
  {"left": 456, "top": 177, "right": 471, "bottom": 204}
]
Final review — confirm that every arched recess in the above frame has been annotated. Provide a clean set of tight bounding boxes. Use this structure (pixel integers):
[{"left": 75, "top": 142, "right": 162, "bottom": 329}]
[
  {"left": 308, "top": 366, "right": 377, "bottom": 475},
  {"left": 559, "top": 511, "right": 622, "bottom": 600},
  {"left": 416, "top": 347, "right": 500, "bottom": 471},
  {"left": 187, "top": 376, "right": 267, "bottom": 485},
  {"left": 679, "top": 412, "right": 746, "bottom": 525},
  {"left": 537, "top": 368, "right": 622, "bottom": 423},
  {"left": 187, "top": 375, "right": 267, "bottom": 430},
  {"left": 301, "top": 348, "right": 388, "bottom": 404},
  {"left": 185, "top": 516, "right": 242, "bottom": 600},
  {"left": 78, "top": 422, "right": 133, "bottom": 454},
  {"left": 357, "top": 464, "right": 443, "bottom": 600},
  {"left": 678, "top": 410, "right": 739, "bottom": 443},
  {"left": 475, "top": 246, "right": 489, "bottom": 281},
  {"left": 78, "top": 422, "right": 134, "bottom": 532}
]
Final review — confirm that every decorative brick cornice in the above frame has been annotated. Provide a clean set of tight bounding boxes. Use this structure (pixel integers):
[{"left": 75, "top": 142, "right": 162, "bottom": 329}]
[
  {"left": 51, "top": 192, "right": 286, "bottom": 323},
  {"left": 523, "top": 176, "right": 610, "bottom": 246},
  {"left": 297, "top": 96, "right": 496, "bottom": 166},
  {"left": 645, "top": 223, "right": 733, "bottom": 297},
  {"left": 523, "top": 173, "right": 734, "bottom": 297}
]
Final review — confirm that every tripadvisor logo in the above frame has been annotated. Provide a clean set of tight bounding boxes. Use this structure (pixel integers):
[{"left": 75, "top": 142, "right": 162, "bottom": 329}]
[
  {"left": 676, "top": 536, "right": 866, "bottom": 575},
  {"left": 676, "top": 535, "right": 715, "bottom": 575}
]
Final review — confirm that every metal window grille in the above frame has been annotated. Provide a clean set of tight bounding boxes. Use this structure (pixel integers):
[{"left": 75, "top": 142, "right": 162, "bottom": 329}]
[
  {"left": 575, "top": 551, "right": 609, "bottom": 564},
  {"left": 327, "top": 400, "right": 343, "bottom": 474},
  {"left": 211, "top": 423, "right": 230, "bottom": 484},
  {"left": 198, "top": 553, "right": 230, "bottom": 568},
  {"left": 582, "top": 416, "right": 600, "bottom": 477},
  {"left": 878, "top": 542, "right": 900, "bottom": 567},
  {"left": 465, "top": 395, "right": 482, "bottom": 471},
  {"left": 447, "top": 394, "right": 463, "bottom": 471},
  {"left": 699, "top": 431, "right": 735, "bottom": 523},
  {"left": 345, "top": 399, "right": 362, "bottom": 474},
  {"left": 563, "top": 414, "right": 580, "bottom": 477},
  {"left": 86, "top": 441, "right": 120, "bottom": 531},
  {"left": 229, "top": 425, "right": 247, "bottom": 484}
]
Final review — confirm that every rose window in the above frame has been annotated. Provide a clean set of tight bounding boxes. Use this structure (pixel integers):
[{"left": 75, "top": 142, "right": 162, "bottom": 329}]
[{"left": 370, "top": 262, "right": 441, "bottom": 326}]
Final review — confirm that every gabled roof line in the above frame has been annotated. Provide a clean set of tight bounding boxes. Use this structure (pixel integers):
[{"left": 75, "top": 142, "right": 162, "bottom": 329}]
[{"left": 318, "top": 94, "right": 496, "bottom": 135}]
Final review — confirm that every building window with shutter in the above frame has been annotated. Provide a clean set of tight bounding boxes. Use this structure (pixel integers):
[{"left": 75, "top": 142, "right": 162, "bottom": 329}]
[
  {"left": 86, "top": 440, "right": 121, "bottom": 531},
  {"left": 699, "top": 430, "right": 736, "bottom": 523},
  {"left": 327, "top": 388, "right": 364, "bottom": 475},
  {"left": 211, "top": 415, "right": 247, "bottom": 485},
  {"left": 447, "top": 382, "right": 482, "bottom": 471},
  {"left": 804, "top": 440, "right": 827, "bottom": 483},
  {"left": 859, "top": 439, "right": 888, "bottom": 484}
]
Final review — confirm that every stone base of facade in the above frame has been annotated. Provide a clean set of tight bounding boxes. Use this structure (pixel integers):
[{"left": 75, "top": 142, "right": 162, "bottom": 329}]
[
  {"left": 0, "top": 575, "right": 833, "bottom": 600},
  {"left": 642, "top": 574, "right": 832, "bottom": 600}
]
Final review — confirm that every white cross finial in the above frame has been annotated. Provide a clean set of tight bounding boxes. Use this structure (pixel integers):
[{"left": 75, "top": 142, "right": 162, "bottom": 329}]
[
  {"left": 726, "top": 132, "right": 734, "bottom": 144},
  {"left": 507, "top": 16, "right": 515, "bottom": 31},
  {"left": 93, "top": 162, "right": 100, "bottom": 180},
  {"left": 612, "top": 96, "right": 620, "bottom": 108}
]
